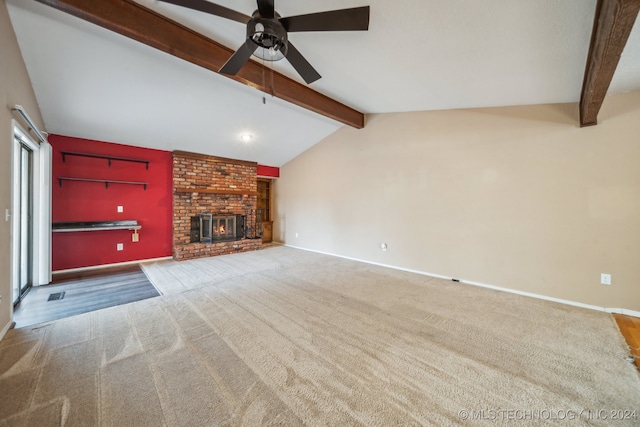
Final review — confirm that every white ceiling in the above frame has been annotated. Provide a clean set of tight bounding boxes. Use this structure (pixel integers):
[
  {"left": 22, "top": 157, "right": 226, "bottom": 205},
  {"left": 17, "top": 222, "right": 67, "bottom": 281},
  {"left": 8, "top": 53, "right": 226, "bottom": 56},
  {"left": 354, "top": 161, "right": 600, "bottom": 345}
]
[{"left": 7, "top": 0, "right": 640, "bottom": 166}]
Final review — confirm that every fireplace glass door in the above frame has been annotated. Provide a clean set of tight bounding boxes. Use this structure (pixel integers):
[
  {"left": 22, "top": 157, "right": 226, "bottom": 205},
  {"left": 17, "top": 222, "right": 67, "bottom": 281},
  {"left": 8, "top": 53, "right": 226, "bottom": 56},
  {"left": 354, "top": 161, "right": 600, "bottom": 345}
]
[
  {"left": 200, "top": 214, "right": 212, "bottom": 243},
  {"left": 213, "top": 216, "right": 236, "bottom": 240}
]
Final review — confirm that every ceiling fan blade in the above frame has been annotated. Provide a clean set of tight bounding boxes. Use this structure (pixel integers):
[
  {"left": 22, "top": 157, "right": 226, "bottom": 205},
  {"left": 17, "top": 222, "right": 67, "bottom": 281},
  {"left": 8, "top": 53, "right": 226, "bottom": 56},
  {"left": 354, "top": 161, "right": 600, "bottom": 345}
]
[
  {"left": 257, "top": 0, "right": 275, "bottom": 19},
  {"left": 219, "top": 41, "right": 257, "bottom": 75},
  {"left": 284, "top": 42, "right": 321, "bottom": 84},
  {"left": 280, "top": 6, "right": 370, "bottom": 32},
  {"left": 156, "top": 0, "right": 251, "bottom": 24}
]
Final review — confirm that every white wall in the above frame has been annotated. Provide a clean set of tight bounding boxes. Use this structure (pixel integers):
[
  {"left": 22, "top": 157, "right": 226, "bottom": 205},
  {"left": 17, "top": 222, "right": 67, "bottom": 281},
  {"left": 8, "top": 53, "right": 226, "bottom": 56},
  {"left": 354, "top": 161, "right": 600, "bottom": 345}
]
[
  {"left": 274, "top": 92, "right": 640, "bottom": 312},
  {"left": 0, "top": 0, "right": 45, "bottom": 338}
]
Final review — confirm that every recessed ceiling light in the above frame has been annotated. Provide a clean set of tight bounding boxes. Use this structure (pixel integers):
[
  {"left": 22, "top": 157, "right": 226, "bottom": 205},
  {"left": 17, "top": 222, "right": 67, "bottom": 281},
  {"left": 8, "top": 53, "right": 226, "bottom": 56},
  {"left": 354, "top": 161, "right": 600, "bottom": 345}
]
[{"left": 239, "top": 133, "right": 253, "bottom": 142}]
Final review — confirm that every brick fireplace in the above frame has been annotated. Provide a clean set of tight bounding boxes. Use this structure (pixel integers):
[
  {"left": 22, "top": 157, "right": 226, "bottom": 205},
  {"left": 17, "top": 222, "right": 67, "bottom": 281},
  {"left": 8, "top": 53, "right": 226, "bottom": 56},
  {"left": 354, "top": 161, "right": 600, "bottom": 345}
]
[{"left": 173, "top": 151, "right": 261, "bottom": 261}]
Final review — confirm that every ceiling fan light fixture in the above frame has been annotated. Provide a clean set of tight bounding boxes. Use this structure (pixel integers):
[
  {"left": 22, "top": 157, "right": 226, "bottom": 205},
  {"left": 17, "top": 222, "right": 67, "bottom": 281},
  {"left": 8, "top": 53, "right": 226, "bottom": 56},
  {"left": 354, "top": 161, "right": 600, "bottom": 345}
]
[
  {"left": 248, "top": 16, "right": 287, "bottom": 61},
  {"left": 253, "top": 45, "right": 285, "bottom": 61}
]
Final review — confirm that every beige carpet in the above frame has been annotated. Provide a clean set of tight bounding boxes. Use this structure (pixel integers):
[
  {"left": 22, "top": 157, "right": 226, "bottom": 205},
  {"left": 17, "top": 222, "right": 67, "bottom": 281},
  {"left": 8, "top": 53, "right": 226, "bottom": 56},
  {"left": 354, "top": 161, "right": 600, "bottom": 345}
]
[{"left": 1, "top": 246, "right": 639, "bottom": 426}]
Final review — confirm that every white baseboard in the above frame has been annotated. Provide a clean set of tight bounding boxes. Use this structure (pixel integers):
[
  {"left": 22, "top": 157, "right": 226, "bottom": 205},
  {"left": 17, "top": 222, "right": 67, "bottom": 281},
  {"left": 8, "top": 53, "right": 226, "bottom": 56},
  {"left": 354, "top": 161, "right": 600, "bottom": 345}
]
[
  {"left": 52, "top": 256, "right": 173, "bottom": 277},
  {"left": 606, "top": 308, "right": 640, "bottom": 318},
  {"left": 285, "top": 244, "right": 639, "bottom": 317},
  {"left": 138, "top": 256, "right": 174, "bottom": 265},
  {"left": 0, "top": 321, "right": 12, "bottom": 342}
]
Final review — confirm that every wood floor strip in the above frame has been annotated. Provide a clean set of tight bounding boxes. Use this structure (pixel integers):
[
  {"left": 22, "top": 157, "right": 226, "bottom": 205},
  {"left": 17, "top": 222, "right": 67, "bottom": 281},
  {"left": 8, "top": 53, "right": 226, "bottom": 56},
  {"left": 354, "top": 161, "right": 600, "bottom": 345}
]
[
  {"left": 613, "top": 313, "right": 640, "bottom": 370},
  {"left": 51, "top": 264, "right": 142, "bottom": 283},
  {"left": 14, "top": 265, "right": 160, "bottom": 328}
]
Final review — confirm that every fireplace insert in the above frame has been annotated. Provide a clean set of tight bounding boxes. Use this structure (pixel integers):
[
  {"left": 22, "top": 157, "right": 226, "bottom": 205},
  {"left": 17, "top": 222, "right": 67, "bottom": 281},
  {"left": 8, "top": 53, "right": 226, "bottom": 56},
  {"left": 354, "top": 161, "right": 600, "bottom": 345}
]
[{"left": 190, "top": 214, "right": 245, "bottom": 243}]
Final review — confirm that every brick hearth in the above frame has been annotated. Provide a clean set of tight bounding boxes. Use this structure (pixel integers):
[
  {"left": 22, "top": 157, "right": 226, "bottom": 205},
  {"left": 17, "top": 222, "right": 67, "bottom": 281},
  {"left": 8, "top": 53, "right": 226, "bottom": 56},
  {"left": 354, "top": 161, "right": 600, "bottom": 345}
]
[{"left": 172, "top": 151, "right": 261, "bottom": 261}]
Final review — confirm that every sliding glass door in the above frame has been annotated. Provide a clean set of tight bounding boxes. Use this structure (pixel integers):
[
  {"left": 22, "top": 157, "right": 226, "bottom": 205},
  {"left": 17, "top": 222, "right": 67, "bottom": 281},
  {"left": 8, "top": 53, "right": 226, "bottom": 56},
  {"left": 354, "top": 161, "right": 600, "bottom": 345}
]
[{"left": 13, "top": 139, "right": 33, "bottom": 305}]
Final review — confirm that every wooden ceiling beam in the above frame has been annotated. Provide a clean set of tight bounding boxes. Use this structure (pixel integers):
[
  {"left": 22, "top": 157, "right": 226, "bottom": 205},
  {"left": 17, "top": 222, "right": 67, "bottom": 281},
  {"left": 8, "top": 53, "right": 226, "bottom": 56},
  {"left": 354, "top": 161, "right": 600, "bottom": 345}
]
[
  {"left": 35, "top": 0, "right": 365, "bottom": 129},
  {"left": 580, "top": 0, "right": 640, "bottom": 127}
]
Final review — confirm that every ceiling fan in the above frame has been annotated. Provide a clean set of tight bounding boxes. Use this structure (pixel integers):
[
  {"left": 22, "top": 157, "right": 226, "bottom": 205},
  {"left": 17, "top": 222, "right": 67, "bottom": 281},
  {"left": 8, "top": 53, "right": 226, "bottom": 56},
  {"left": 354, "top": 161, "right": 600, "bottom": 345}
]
[{"left": 157, "top": 0, "right": 370, "bottom": 84}]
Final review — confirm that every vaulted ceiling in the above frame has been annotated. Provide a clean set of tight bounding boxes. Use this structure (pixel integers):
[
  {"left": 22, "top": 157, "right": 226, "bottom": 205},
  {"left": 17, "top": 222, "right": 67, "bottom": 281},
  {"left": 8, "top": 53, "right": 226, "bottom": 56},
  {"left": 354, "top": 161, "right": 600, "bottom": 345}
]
[{"left": 7, "top": 0, "right": 640, "bottom": 166}]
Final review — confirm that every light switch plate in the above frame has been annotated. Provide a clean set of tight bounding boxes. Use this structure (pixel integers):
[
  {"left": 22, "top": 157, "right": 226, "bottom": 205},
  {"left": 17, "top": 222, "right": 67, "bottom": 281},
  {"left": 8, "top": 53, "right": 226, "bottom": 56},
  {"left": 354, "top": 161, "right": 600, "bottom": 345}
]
[
  {"left": 601, "top": 273, "right": 611, "bottom": 285},
  {"left": 117, "top": 206, "right": 123, "bottom": 213}
]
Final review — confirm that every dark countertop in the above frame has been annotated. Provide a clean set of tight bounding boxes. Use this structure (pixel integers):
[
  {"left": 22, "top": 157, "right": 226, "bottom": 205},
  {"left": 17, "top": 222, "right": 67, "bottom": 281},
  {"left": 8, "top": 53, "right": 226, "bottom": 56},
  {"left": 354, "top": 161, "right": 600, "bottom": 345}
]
[{"left": 52, "top": 220, "right": 141, "bottom": 232}]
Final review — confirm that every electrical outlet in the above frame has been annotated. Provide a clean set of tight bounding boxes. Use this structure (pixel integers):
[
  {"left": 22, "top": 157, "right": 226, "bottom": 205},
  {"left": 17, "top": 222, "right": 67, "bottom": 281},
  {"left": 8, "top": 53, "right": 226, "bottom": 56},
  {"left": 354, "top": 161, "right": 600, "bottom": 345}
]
[
  {"left": 117, "top": 243, "right": 124, "bottom": 251},
  {"left": 601, "top": 273, "right": 611, "bottom": 286},
  {"left": 117, "top": 206, "right": 123, "bottom": 213},
  {"left": 295, "top": 232, "right": 299, "bottom": 238},
  {"left": 381, "top": 243, "right": 388, "bottom": 251}
]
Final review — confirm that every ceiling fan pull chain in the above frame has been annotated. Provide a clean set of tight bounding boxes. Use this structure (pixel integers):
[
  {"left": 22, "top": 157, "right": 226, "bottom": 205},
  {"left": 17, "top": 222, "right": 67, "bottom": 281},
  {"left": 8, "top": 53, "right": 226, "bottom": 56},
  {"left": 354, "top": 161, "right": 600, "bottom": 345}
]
[
  {"left": 271, "top": 62, "right": 275, "bottom": 98},
  {"left": 262, "top": 56, "right": 267, "bottom": 105}
]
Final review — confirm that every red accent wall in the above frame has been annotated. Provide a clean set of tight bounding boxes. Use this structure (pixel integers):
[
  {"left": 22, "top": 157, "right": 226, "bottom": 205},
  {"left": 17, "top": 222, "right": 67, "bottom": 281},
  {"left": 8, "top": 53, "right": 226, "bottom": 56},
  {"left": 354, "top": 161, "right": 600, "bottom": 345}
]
[
  {"left": 257, "top": 164, "right": 280, "bottom": 178},
  {"left": 50, "top": 135, "right": 173, "bottom": 271}
]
